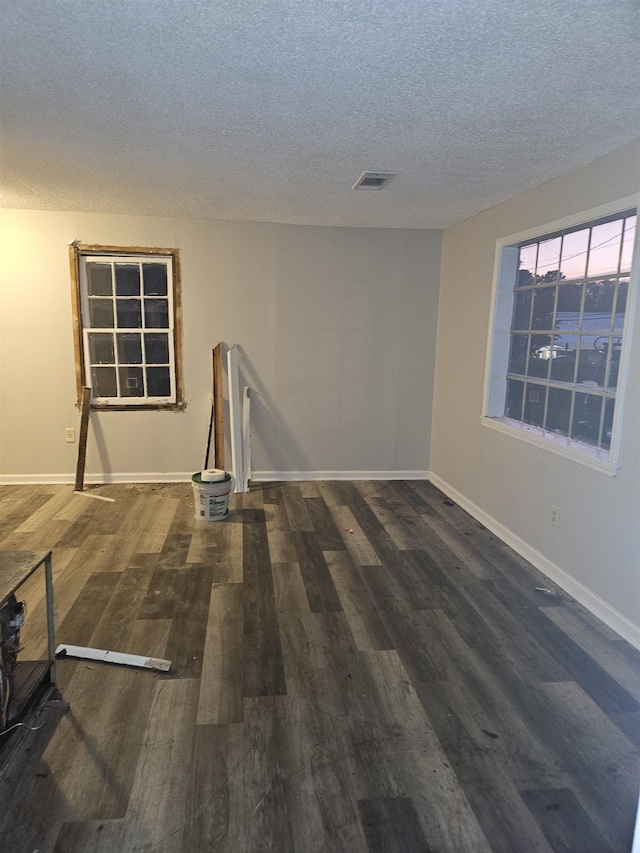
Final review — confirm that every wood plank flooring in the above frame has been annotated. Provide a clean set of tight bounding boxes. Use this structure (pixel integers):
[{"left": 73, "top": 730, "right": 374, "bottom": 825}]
[{"left": 0, "top": 480, "right": 638, "bottom": 852}]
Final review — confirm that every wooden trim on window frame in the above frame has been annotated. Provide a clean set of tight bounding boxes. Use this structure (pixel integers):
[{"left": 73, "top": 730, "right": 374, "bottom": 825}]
[
  {"left": 69, "top": 243, "right": 185, "bottom": 411},
  {"left": 69, "top": 244, "right": 84, "bottom": 408}
]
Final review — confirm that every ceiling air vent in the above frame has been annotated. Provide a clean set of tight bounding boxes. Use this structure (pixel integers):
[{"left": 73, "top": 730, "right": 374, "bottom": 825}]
[{"left": 352, "top": 171, "right": 397, "bottom": 190}]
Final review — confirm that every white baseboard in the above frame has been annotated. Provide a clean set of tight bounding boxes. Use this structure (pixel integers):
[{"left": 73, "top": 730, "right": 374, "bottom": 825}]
[
  {"left": 0, "top": 472, "right": 194, "bottom": 485},
  {"left": 251, "top": 470, "right": 430, "bottom": 481},
  {"left": 1, "top": 470, "right": 430, "bottom": 486},
  {"left": 428, "top": 472, "right": 640, "bottom": 651},
  {"left": 0, "top": 473, "right": 75, "bottom": 485}
]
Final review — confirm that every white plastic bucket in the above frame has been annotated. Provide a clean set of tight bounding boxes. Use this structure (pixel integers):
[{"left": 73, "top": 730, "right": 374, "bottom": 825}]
[{"left": 191, "top": 470, "right": 234, "bottom": 521}]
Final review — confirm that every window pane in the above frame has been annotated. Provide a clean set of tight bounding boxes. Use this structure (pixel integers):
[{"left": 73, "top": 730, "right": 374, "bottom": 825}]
[
  {"left": 571, "top": 393, "right": 602, "bottom": 446},
  {"left": 89, "top": 298, "right": 114, "bottom": 328},
  {"left": 118, "top": 366, "right": 144, "bottom": 396},
  {"left": 88, "top": 333, "right": 114, "bottom": 364},
  {"left": 559, "top": 228, "right": 589, "bottom": 281},
  {"left": 607, "top": 340, "right": 623, "bottom": 390},
  {"left": 507, "top": 335, "right": 527, "bottom": 376},
  {"left": 527, "top": 335, "right": 551, "bottom": 379},
  {"left": 144, "top": 299, "right": 169, "bottom": 328},
  {"left": 517, "top": 244, "right": 537, "bottom": 287},
  {"left": 620, "top": 216, "right": 636, "bottom": 272},
  {"left": 549, "top": 335, "right": 577, "bottom": 383},
  {"left": 91, "top": 366, "right": 117, "bottom": 397},
  {"left": 545, "top": 387, "right": 571, "bottom": 436},
  {"left": 536, "top": 236, "right": 561, "bottom": 280},
  {"left": 523, "top": 383, "right": 546, "bottom": 427},
  {"left": 531, "top": 286, "right": 555, "bottom": 330},
  {"left": 117, "top": 333, "right": 142, "bottom": 364},
  {"left": 145, "top": 333, "right": 169, "bottom": 364},
  {"left": 143, "top": 263, "right": 168, "bottom": 296},
  {"left": 505, "top": 379, "right": 524, "bottom": 420},
  {"left": 582, "top": 280, "right": 614, "bottom": 331},
  {"left": 614, "top": 279, "right": 628, "bottom": 330},
  {"left": 80, "top": 251, "right": 179, "bottom": 407},
  {"left": 512, "top": 289, "right": 532, "bottom": 329},
  {"left": 116, "top": 299, "right": 142, "bottom": 328},
  {"left": 87, "top": 263, "right": 112, "bottom": 296},
  {"left": 587, "top": 220, "right": 623, "bottom": 277},
  {"left": 577, "top": 336, "right": 606, "bottom": 388},
  {"left": 146, "top": 366, "right": 171, "bottom": 397},
  {"left": 115, "top": 264, "right": 140, "bottom": 296},
  {"left": 601, "top": 398, "right": 615, "bottom": 450},
  {"left": 555, "top": 283, "right": 582, "bottom": 331}
]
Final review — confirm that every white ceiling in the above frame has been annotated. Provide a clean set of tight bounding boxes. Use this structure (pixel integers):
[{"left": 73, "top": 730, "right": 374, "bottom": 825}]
[{"left": 1, "top": 0, "right": 639, "bottom": 229}]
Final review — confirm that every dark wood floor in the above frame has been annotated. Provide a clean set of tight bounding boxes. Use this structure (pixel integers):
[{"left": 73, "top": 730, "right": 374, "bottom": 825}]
[{"left": 0, "top": 480, "right": 638, "bottom": 852}]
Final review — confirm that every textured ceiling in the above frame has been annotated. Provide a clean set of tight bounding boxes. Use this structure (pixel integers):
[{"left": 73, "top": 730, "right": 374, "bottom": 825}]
[{"left": 1, "top": 0, "right": 639, "bottom": 229}]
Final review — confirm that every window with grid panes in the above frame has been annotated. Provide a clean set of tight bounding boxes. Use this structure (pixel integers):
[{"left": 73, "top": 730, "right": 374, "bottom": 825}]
[
  {"left": 76, "top": 250, "right": 182, "bottom": 407},
  {"left": 484, "top": 206, "right": 637, "bottom": 471}
]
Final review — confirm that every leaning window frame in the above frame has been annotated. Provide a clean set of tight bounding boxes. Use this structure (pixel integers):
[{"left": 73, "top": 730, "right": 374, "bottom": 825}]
[
  {"left": 69, "top": 244, "right": 184, "bottom": 410},
  {"left": 482, "top": 196, "right": 639, "bottom": 477}
]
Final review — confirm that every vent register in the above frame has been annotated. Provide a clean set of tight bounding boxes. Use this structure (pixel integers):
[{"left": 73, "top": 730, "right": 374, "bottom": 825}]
[{"left": 352, "top": 171, "right": 397, "bottom": 190}]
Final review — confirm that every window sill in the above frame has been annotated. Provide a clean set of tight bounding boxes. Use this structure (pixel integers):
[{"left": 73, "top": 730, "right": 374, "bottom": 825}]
[
  {"left": 89, "top": 401, "right": 185, "bottom": 412},
  {"left": 481, "top": 416, "right": 619, "bottom": 476}
]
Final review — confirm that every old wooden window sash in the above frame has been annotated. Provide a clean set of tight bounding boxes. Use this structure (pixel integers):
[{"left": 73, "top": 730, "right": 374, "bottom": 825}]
[{"left": 70, "top": 244, "right": 184, "bottom": 409}]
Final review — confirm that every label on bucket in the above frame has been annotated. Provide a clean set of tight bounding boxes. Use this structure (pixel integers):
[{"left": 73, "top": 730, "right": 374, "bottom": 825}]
[
  {"left": 197, "top": 492, "right": 229, "bottom": 519},
  {"left": 208, "top": 495, "right": 228, "bottom": 517}
]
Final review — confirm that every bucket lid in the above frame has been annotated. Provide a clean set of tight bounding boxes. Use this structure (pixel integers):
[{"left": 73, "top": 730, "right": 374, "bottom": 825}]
[{"left": 192, "top": 470, "right": 232, "bottom": 484}]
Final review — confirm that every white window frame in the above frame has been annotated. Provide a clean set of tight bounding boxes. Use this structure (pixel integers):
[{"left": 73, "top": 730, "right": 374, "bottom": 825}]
[
  {"left": 70, "top": 245, "right": 184, "bottom": 410},
  {"left": 482, "top": 196, "right": 639, "bottom": 477}
]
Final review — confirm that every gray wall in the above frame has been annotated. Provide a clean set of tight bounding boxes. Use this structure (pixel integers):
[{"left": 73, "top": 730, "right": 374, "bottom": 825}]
[
  {"left": 0, "top": 211, "right": 441, "bottom": 480},
  {"left": 431, "top": 140, "right": 640, "bottom": 634}
]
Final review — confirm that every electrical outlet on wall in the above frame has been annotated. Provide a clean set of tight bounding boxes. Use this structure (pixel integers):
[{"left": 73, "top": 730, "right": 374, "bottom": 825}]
[
  {"left": 65, "top": 428, "right": 75, "bottom": 443},
  {"left": 551, "top": 505, "right": 559, "bottom": 526}
]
